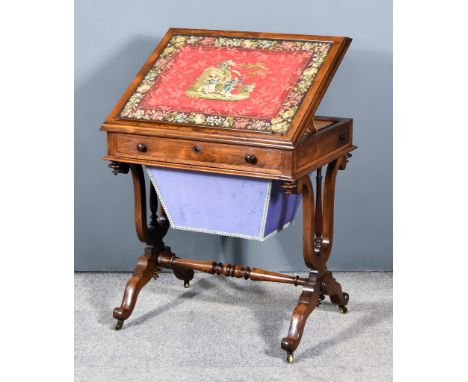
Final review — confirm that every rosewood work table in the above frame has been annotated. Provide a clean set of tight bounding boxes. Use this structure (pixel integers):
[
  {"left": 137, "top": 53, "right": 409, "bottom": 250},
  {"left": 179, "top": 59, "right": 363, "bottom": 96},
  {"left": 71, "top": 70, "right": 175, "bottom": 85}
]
[{"left": 101, "top": 28, "right": 356, "bottom": 364}]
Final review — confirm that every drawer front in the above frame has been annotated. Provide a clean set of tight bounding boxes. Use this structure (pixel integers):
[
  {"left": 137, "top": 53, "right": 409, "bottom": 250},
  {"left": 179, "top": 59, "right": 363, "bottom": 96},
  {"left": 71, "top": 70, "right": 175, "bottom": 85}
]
[
  {"left": 112, "top": 134, "right": 283, "bottom": 174},
  {"left": 295, "top": 123, "right": 351, "bottom": 170}
]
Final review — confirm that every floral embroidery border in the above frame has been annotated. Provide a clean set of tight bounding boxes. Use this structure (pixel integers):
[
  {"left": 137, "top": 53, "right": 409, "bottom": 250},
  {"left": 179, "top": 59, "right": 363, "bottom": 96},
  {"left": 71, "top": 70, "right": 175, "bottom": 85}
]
[{"left": 120, "top": 35, "right": 332, "bottom": 134}]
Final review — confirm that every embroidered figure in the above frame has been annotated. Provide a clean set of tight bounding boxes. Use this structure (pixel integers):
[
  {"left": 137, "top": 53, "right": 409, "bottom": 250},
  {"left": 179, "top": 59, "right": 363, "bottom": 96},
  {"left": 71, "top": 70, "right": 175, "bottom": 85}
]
[{"left": 186, "top": 60, "right": 263, "bottom": 101}]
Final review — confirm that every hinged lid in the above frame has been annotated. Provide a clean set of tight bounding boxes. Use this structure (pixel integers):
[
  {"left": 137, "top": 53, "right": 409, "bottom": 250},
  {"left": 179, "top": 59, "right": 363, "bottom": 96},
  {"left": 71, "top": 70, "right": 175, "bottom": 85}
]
[{"left": 102, "top": 28, "right": 351, "bottom": 148}]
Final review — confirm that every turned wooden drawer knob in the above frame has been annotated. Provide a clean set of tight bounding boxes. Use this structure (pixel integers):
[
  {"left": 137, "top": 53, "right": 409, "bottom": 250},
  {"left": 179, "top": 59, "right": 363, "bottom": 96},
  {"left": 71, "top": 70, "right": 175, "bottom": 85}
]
[
  {"left": 136, "top": 143, "right": 147, "bottom": 152},
  {"left": 245, "top": 154, "right": 257, "bottom": 164},
  {"left": 192, "top": 145, "right": 201, "bottom": 153}
]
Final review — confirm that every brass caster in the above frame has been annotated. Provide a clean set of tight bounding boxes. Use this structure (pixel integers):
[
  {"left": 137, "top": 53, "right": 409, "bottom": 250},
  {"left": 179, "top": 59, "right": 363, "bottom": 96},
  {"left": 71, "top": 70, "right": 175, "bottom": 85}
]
[
  {"left": 338, "top": 305, "right": 348, "bottom": 314},
  {"left": 184, "top": 281, "right": 190, "bottom": 288},
  {"left": 114, "top": 319, "right": 124, "bottom": 330},
  {"left": 319, "top": 293, "right": 325, "bottom": 301},
  {"left": 287, "top": 352, "right": 294, "bottom": 364}
]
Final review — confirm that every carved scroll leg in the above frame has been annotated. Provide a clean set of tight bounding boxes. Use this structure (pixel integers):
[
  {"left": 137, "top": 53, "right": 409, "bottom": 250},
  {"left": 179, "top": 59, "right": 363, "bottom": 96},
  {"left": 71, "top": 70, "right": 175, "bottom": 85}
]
[
  {"left": 320, "top": 271, "right": 349, "bottom": 314},
  {"left": 281, "top": 271, "right": 320, "bottom": 363},
  {"left": 113, "top": 247, "right": 160, "bottom": 330}
]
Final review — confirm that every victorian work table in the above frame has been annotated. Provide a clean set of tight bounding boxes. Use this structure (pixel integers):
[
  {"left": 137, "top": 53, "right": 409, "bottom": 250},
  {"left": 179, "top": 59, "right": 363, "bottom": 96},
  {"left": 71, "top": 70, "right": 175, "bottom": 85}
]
[{"left": 101, "top": 28, "right": 356, "bottom": 364}]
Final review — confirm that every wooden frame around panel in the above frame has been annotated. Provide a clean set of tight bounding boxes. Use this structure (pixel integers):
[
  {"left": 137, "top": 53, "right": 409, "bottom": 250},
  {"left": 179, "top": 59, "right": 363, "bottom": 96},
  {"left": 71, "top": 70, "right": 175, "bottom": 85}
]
[{"left": 101, "top": 28, "right": 351, "bottom": 149}]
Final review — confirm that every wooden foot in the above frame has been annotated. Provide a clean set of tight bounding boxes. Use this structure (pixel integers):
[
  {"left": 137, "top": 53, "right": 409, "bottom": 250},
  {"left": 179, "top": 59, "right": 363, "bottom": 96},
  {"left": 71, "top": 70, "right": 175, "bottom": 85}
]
[
  {"left": 281, "top": 271, "right": 320, "bottom": 355},
  {"left": 321, "top": 271, "right": 349, "bottom": 309},
  {"left": 113, "top": 247, "right": 160, "bottom": 324}
]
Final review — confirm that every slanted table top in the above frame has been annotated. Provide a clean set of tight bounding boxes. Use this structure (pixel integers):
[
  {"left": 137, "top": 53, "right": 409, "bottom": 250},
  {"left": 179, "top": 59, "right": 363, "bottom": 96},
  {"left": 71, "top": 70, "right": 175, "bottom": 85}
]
[{"left": 102, "top": 29, "right": 351, "bottom": 148}]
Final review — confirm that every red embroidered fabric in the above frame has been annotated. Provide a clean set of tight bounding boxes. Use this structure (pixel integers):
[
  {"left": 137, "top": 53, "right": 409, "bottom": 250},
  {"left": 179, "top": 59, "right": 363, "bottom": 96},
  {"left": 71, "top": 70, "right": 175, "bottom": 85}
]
[
  {"left": 120, "top": 35, "right": 332, "bottom": 133},
  {"left": 140, "top": 46, "right": 312, "bottom": 120}
]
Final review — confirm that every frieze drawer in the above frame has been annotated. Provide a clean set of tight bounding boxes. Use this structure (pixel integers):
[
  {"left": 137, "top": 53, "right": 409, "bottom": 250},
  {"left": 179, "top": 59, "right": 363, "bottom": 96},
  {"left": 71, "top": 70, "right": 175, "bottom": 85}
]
[{"left": 111, "top": 134, "right": 283, "bottom": 174}]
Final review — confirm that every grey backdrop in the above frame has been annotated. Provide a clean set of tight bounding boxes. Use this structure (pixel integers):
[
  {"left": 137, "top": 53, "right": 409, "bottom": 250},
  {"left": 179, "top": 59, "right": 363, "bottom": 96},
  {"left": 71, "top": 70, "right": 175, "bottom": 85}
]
[{"left": 75, "top": 0, "right": 392, "bottom": 271}]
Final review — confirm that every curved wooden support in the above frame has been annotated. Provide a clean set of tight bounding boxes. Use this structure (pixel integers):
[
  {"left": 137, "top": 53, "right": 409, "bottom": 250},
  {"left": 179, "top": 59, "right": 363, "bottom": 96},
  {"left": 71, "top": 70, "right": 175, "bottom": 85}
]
[
  {"left": 286, "top": 155, "right": 348, "bottom": 271},
  {"left": 113, "top": 247, "right": 160, "bottom": 322},
  {"left": 109, "top": 163, "right": 171, "bottom": 327},
  {"left": 110, "top": 162, "right": 168, "bottom": 246},
  {"left": 131, "top": 164, "right": 169, "bottom": 246},
  {"left": 281, "top": 271, "right": 320, "bottom": 353},
  {"left": 129, "top": 164, "right": 150, "bottom": 244},
  {"left": 281, "top": 154, "right": 350, "bottom": 359},
  {"left": 320, "top": 271, "right": 349, "bottom": 306},
  {"left": 321, "top": 156, "right": 347, "bottom": 261},
  {"left": 294, "top": 175, "right": 317, "bottom": 270}
]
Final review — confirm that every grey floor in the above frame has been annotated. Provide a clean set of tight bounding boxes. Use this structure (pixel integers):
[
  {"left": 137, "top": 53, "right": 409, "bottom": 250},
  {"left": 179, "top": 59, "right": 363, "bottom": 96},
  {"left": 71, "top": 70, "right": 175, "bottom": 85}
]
[{"left": 75, "top": 272, "right": 392, "bottom": 382}]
